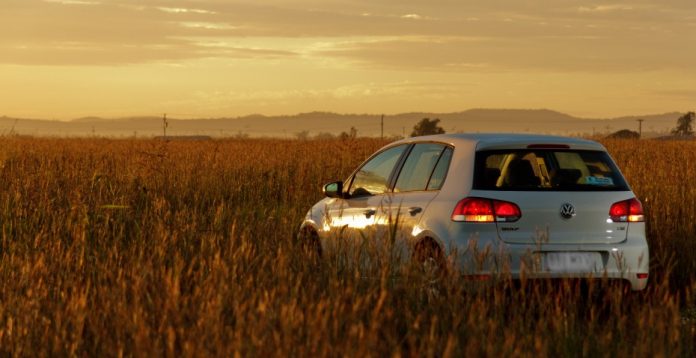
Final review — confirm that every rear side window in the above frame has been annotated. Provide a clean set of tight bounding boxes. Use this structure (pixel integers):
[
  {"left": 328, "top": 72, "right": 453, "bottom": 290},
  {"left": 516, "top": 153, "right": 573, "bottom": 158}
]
[
  {"left": 427, "top": 147, "right": 453, "bottom": 190},
  {"left": 394, "top": 143, "right": 450, "bottom": 192},
  {"left": 474, "top": 149, "right": 629, "bottom": 191}
]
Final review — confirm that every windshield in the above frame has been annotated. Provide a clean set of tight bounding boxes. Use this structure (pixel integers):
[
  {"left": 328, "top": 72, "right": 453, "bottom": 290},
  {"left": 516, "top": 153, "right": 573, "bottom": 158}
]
[{"left": 474, "top": 149, "right": 629, "bottom": 191}]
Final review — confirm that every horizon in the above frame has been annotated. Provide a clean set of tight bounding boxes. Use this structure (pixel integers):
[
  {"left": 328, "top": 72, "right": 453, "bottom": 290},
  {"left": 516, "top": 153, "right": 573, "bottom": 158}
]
[
  {"left": 2, "top": 0, "right": 694, "bottom": 120},
  {"left": 1, "top": 108, "right": 685, "bottom": 138},
  {"left": 0, "top": 107, "right": 686, "bottom": 122}
]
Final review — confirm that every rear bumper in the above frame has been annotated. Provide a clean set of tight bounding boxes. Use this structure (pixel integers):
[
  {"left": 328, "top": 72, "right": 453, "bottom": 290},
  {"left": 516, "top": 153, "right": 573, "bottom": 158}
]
[{"left": 447, "top": 237, "right": 649, "bottom": 291}]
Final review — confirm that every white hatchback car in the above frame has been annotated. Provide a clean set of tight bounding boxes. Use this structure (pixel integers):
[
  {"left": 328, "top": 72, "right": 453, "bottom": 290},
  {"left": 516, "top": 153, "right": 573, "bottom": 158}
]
[{"left": 300, "top": 134, "right": 649, "bottom": 290}]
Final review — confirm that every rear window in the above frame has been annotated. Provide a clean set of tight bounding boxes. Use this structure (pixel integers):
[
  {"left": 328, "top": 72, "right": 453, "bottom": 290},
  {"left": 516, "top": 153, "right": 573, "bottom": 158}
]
[{"left": 474, "top": 150, "right": 629, "bottom": 191}]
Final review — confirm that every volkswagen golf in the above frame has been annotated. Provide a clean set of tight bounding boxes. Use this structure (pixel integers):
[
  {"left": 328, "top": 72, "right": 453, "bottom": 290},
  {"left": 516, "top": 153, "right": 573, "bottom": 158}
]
[{"left": 299, "top": 134, "right": 649, "bottom": 290}]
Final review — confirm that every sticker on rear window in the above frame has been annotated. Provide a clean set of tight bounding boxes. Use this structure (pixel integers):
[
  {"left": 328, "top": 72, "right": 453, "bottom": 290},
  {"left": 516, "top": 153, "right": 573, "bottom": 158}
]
[{"left": 584, "top": 176, "right": 614, "bottom": 186}]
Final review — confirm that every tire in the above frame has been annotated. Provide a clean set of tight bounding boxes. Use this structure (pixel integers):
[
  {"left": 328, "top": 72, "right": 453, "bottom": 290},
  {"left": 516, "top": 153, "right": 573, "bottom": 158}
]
[
  {"left": 298, "top": 227, "right": 322, "bottom": 260},
  {"left": 412, "top": 238, "right": 447, "bottom": 277}
]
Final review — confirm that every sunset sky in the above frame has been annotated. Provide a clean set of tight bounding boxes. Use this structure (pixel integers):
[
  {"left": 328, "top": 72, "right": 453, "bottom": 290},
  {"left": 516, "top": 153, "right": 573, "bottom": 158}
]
[{"left": 1, "top": 0, "right": 694, "bottom": 120}]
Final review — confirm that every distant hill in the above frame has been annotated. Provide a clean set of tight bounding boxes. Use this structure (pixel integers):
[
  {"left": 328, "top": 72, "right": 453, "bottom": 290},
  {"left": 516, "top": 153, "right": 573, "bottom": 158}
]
[{"left": 0, "top": 109, "right": 685, "bottom": 138}]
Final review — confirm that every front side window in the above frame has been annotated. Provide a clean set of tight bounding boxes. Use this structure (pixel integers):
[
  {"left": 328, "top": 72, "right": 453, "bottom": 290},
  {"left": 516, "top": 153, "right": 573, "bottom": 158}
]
[
  {"left": 349, "top": 145, "right": 407, "bottom": 196},
  {"left": 474, "top": 149, "right": 629, "bottom": 191},
  {"left": 394, "top": 143, "right": 450, "bottom": 192}
]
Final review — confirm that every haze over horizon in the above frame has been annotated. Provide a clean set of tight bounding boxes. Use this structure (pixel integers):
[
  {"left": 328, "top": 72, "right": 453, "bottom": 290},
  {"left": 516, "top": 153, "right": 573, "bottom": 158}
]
[{"left": 2, "top": 0, "right": 694, "bottom": 120}]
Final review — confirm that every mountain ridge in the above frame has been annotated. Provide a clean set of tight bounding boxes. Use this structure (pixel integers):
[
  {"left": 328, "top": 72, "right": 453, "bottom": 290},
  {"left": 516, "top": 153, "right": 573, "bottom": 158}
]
[{"left": 0, "top": 109, "right": 685, "bottom": 138}]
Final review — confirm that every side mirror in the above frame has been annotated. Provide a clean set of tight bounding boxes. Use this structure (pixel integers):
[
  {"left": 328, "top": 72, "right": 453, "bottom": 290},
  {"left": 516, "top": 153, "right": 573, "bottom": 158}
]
[{"left": 323, "top": 181, "right": 344, "bottom": 198}]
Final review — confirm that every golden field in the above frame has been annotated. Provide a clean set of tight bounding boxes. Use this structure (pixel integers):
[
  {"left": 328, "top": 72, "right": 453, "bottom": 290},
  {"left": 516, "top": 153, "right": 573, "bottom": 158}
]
[{"left": 0, "top": 137, "right": 694, "bottom": 356}]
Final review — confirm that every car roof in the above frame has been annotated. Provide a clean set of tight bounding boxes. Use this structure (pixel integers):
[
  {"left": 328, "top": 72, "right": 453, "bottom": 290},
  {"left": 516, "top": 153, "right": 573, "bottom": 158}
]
[{"left": 391, "top": 133, "right": 605, "bottom": 151}]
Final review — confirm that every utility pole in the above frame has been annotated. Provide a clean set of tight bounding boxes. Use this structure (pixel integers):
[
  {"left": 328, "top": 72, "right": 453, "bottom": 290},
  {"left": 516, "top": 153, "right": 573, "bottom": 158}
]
[
  {"left": 9, "top": 118, "right": 18, "bottom": 136},
  {"left": 636, "top": 119, "right": 644, "bottom": 138},
  {"left": 162, "top": 113, "right": 168, "bottom": 139},
  {"left": 380, "top": 114, "right": 384, "bottom": 140}
]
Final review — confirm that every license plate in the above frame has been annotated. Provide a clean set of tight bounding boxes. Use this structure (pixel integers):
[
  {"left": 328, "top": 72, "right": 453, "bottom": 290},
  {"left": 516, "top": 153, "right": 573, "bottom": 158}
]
[{"left": 544, "top": 252, "right": 601, "bottom": 272}]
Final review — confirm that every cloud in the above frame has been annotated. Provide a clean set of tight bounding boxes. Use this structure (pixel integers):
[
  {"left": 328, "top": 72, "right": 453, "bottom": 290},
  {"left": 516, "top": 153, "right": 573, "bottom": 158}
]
[
  {"left": 578, "top": 4, "right": 637, "bottom": 13},
  {"left": 156, "top": 7, "right": 217, "bottom": 15},
  {"left": 0, "top": 0, "right": 306, "bottom": 65},
  {"left": 319, "top": 34, "right": 696, "bottom": 73},
  {"left": 401, "top": 14, "right": 423, "bottom": 20},
  {"left": 163, "top": 80, "right": 467, "bottom": 115},
  {"left": 0, "top": 0, "right": 694, "bottom": 69},
  {"left": 319, "top": 37, "right": 492, "bottom": 70},
  {"left": 43, "top": 0, "right": 100, "bottom": 5},
  {"left": 653, "top": 89, "right": 696, "bottom": 100}
]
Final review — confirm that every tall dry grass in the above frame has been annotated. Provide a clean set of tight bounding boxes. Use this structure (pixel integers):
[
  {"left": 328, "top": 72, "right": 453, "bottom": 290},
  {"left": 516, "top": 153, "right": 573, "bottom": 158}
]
[{"left": 0, "top": 137, "right": 693, "bottom": 356}]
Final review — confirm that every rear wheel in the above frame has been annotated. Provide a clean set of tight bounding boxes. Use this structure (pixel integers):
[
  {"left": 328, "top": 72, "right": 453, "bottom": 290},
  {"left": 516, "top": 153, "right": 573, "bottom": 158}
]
[{"left": 413, "top": 238, "right": 447, "bottom": 277}]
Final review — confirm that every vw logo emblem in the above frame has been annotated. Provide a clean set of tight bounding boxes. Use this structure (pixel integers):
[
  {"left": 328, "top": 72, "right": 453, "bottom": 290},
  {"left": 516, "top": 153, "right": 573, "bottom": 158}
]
[{"left": 560, "top": 203, "right": 576, "bottom": 219}]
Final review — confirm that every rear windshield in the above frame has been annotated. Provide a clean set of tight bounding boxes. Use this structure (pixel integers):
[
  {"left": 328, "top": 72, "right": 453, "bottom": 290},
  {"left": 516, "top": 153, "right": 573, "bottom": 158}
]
[{"left": 474, "top": 150, "right": 629, "bottom": 191}]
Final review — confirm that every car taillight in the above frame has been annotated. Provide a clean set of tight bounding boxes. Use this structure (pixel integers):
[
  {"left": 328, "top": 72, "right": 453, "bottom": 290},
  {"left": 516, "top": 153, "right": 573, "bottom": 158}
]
[
  {"left": 452, "top": 197, "right": 521, "bottom": 223},
  {"left": 609, "top": 198, "right": 644, "bottom": 222}
]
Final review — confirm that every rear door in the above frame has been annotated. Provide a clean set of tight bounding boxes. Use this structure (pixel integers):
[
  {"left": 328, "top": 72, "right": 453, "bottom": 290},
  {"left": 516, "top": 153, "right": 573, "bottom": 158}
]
[
  {"left": 387, "top": 144, "right": 453, "bottom": 241},
  {"left": 472, "top": 149, "right": 633, "bottom": 245}
]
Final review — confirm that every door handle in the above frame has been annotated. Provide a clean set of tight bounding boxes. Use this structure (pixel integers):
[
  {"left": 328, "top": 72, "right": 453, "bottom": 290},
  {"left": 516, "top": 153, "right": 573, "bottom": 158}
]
[
  {"left": 363, "top": 209, "right": 376, "bottom": 218},
  {"left": 408, "top": 207, "right": 423, "bottom": 216}
]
